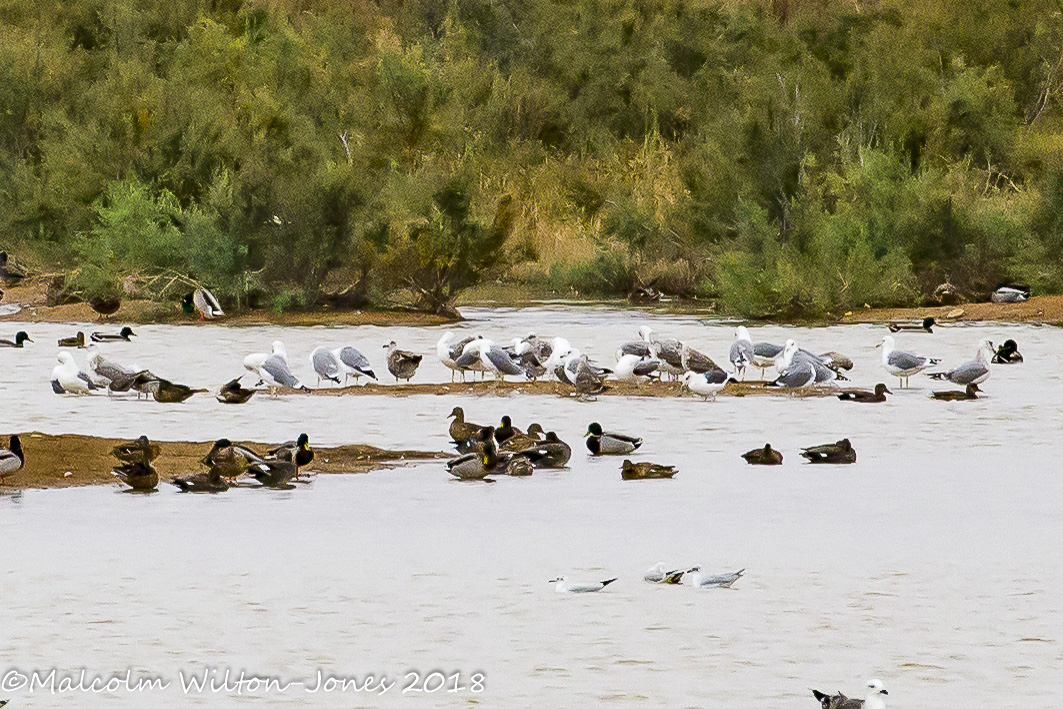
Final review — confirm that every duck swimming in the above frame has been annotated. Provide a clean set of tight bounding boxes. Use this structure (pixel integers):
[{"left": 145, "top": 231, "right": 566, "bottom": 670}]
[
  {"left": 800, "top": 439, "right": 856, "bottom": 464},
  {"left": 741, "top": 444, "right": 783, "bottom": 465},
  {"left": 446, "top": 438, "right": 501, "bottom": 480},
  {"left": 171, "top": 468, "right": 229, "bottom": 493},
  {"left": 930, "top": 383, "right": 981, "bottom": 401},
  {"left": 448, "top": 406, "right": 486, "bottom": 444},
  {"left": 992, "top": 339, "right": 1023, "bottom": 364},
  {"left": 888, "top": 316, "right": 935, "bottom": 333},
  {"left": 217, "top": 376, "right": 255, "bottom": 404},
  {"left": 585, "top": 422, "right": 642, "bottom": 455},
  {"left": 514, "top": 431, "right": 572, "bottom": 468},
  {"left": 57, "top": 331, "right": 86, "bottom": 348},
  {"left": 0, "top": 331, "right": 31, "bottom": 348},
  {"left": 837, "top": 383, "right": 892, "bottom": 403},
  {"left": 621, "top": 460, "right": 677, "bottom": 480},
  {"left": 90, "top": 327, "right": 136, "bottom": 343},
  {"left": 495, "top": 415, "right": 522, "bottom": 443},
  {"left": 0, "top": 434, "right": 25, "bottom": 482}
]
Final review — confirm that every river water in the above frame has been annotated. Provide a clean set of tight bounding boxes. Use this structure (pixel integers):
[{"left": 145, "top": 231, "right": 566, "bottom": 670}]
[{"left": 0, "top": 308, "right": 1060, "bottom": 707}]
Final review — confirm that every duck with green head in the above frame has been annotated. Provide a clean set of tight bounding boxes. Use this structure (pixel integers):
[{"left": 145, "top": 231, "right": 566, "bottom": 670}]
[
  {"left": 0, "top": 331, "right": 31, "bottom": 348},
  {"left": 584, "top": 422, "right": 642, "bottom": 455}
]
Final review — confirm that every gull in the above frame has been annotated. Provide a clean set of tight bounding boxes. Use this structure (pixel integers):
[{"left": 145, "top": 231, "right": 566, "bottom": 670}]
[
  {"left": 384, "top": 341, "right": 422, "bottom": 382},
  {"left": 614, "top": 353, "right": 660, "bottom": 384},
  {"left": 243, "top": 341, "right": 284, "bottom": 381},
  {"left": 682, "top": 369, "right": 736, "bottom": 400},
  {"left": 729, "top": 326, "right": 755, "bottom": 379},
  {"left": 50, "top": 352, "right": 101, "bottom": 395},
  {"left": 309, "top": 346, "right": 343, "bottom": 386},
  {"left": 437, "top": 332, "right": 481, "bottom": 382},
  {"left": 643, "top": 562, "right": 689, "bottom": 584},
  {"left": 928, "top": 339, "right": 993, "bottom": 386},
  {"left": 87, "top": 346, "right": 148, "bottom": 394},
  {"left": 550, "top": 576, "right": 618, "bottom": 593},
  {"left": 454, "top": 338, "right": 491, "bottom": 380},
  {"left": 812, "top": 678, "right": 889, "bottom": 709},
  {"left": 479, "top": 342, "right": 523, "bottom": 381},
  {"left": 689, "top": 567, "right": 745, "bottom": 588},
  {"left": 680, "top": 343, "right": 720, "bottom": 374},
  {"left": 542, "top": 336, "right": 574, "bottom": 377},
  {"left": 752, "top": 341, "right": 784, "bottom": 379},
  {"left": 991, "top": 285, "right": 1029, "bottom": 303},
  {"left": 768, "top": 341, "right": 816, "bottom": 391},
  {"left": 878, "top": 335, "right": 939, "bottom": 388},
  {"left": 333, "top": 346, "right": 376, "bottom": 384},
  {"left": 616, "top": 325, "right": 655, "bottom": 360},
  {"left": 247, "top": 341, "right": 308, "bottom": 393}
]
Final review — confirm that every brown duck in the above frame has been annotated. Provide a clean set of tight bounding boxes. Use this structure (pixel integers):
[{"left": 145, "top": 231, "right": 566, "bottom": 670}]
[
  {"left": 741, "top": 444, "right": 783, "bottom": 465},
  {"left": 800, "top": 439, "right": 856, "bottom": 464},
  {"left": 621, "top": 460, "right": 677, "bottom": 480},
  {"left": 837, "top": 383, "right": 892, "bottom": 403},
  {"left": 930, "top": 383, "right": 981, "bottom": 400}
]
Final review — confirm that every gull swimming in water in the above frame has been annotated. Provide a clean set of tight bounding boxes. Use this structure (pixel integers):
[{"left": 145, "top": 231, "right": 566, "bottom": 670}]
[
  {"left": 729, "top": 326, "right": 755, "bottom": 379},
  {"left": 878, "top": 335, "right": 939, "bottom": 388},
  {"left": 689, "top": 567, "right": 745, "bottom": 588},
  {"left": 812, "top": 678, "right": 889, "bottom": 709},
  {"left": 927, "top": 339, "right": 993, "bottom": 386},
  {"left": 643, "top": 562, "right": 689, "bottom": 584},
  {"left": 550, "top": 576, "right": 618, "bottom": 593}
]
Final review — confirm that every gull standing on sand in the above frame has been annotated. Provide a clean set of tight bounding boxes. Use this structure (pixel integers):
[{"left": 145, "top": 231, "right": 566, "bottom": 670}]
[
  {"left": 682, "top": 370, "right": 735, "bottom": 400},
  {"left": 751, "top": 341, "right": 784, "bottom": 379},
  {"left": 550, "top": 576, "right": 618, "bottom": 593},
  {"left": 479, "top": 341, "right": 523, "bottom": 381},
  {"left": 729, "top": 326, "right": 755, "bottom": 379},
  {"left": 437, "top": 332, "right": 480, "bottom": 382},
  {"left": 928, "top": 339, "right": 994, "bottom": 386},
  {"left": 246, "top": 341, "right": 307, "bottom": 393},
  {"left": 769, "top": 340, "right": 816, "bottom": 391},
  {"left": 616, "top": 325, "right": 654, "bottom": 360},
  {"left": 309, "top": 346, "right": 343, "bottom": 386},
  {"left": 878, "top": 335, "right": 939, "bottom": 388},
  {"left": 614, "top": 353, "right": 660, "bottom": 384},
  {"left": 384, "top": 341, "right": 422, "bottom": 382},
  {"left": 333, "top": 345, "right": 376, "bottom": 383},
  {"left": 51, "top": 352, "right": 100, "bottom": 394}
]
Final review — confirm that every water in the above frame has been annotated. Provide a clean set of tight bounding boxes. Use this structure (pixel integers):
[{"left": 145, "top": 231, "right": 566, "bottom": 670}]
[{"left": 1, "top": 309, "right": 1060, "bottom": 707}]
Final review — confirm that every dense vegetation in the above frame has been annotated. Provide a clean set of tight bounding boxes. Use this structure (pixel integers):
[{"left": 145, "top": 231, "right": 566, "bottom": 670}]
[{"left": 2, "top": 0, "right": 1063, "bottom": 316}]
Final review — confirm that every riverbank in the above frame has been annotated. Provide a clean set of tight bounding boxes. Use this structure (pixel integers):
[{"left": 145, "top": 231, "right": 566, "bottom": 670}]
[
  {"left": 2, "top": 432, "right": 445, "bottom": 491},
  {"left": 839, "top": 294, "right": 1063, "bottom": 326}
]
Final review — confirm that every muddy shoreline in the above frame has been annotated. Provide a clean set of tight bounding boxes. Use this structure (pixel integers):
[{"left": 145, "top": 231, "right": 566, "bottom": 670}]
[{"left": 2, "top": 432, "right": 445, "bottom": 491}]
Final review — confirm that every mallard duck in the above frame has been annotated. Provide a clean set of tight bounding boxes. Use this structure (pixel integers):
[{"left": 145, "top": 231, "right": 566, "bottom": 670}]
[
  {"left": 448, "top": 406, "right": 486, "bottom": 444},
  {"left": 446, "top": 439, "right": 501, "bottom": 480},
  {"left": 88, "top": 294, "right": 121, "bottom": 319},
  {"left": 930, "top": 383, "right": 981, "bottom": 401},
  {"left": 495, "top": 415, "right": 522, "bottom": 443},
  {"left": 800, "top": 439, "right": 856, "bottom": 464},
  {"left": 813, "top": 679, "right": 889, "bottom": 709},
  {"left": 550, "top": 576, "right": 618, "bottom": 593},
  {"left": 879, "top": 335, "right": 940, "bottom": 388},
  {"left": 384, "top": 341, "right": 422, "bottom": 382},
  {"left": 499, "top": 422, "right": 544, "bottom": 452},
  {"left": 888, "top": 316, "right": 936, "bottom": 333},
  {"left": 585, "top": 422, "right": 642, "bottom": 455},
  {"left": 0, "top": 434, "right": 25, "bottom": 482},
  {"left": 504, "top": 456, "right": 534, "bottom": 476},
  {"left": 837, "top": 383, "right": 892, "bottom": 403},
  {"left": 247, "top": 459, "right": 298, "bottom": 488},
  {"left": 992, "top": 339, "right": 1023, "bottom": 364},
  {"left": 183, "top": 288, "right": 224, "bottom": 319},
  {"left": 266, "top": 433, "right": 314, "bottom": 468},
  {"left": 333, "top": 345, "right": 377, "bottom": 383},
  {"left": 111, "top": 461, "right": 159, "bottom": 491},
  {"left": 111, "top": 435, "right": 160, "bottom": 464},
  {"left": 689, "top": 567, "right": 745, "bottom": 589},
  {"left": 145, "top": 377, "right": 208, "bottom": 403},
  {"left": 171, "top": 468, "right": 229, "bottom": 493},
  {"left": 928, "top": 339, "right": 994, "bottom": 386},
  {"left": 514, "top": 432, "right": 571, "bottom": 468},
  {"left": 90, "top": 327, "right": 136, "bottom": 343},
  {"left": 0, "top": 331, "right": 31, "bottom": 348},
  {"left": 217, "top": 376, "right": 255, "bottom": 404},
  {"left": 741, "top": 444, "right": 783, "bottom": 465},
  {"left": 200, "top": 439, "right": 266, "bottom": 480},
  {"left": 0, "top": 250, "right": 27, "bottom": 283},
  {"left": 621, "top": 459, "right": 677, "bottom": 480},
  {"left": 58, "top": 331, "right": 86, "bottom": 348}
]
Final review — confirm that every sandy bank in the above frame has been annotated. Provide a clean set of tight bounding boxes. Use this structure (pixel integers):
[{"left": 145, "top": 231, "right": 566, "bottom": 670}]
[
  {"left": 841, "top": 294, "right": 1063, "bottom": 326},
  {"left": 2, "top": 432, "right": 444, "bottom": 491}
]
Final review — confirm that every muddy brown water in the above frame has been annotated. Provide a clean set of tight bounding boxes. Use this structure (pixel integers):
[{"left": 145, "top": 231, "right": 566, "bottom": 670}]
[{"left": 0, "top": 308, "right": 1060, "bottom": 707}]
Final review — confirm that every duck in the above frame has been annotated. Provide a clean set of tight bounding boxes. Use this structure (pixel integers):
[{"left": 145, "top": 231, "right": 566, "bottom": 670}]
[
  {"left": 643, "top": 562, "right": 690, "bottom": 584},
  {"left": 111, "top": 461, "right": 159, "bottom": 491},
  {"left": 217, "top": 376, "right": 255, "bottom": 404},
  {"left": 111, "top": 435, "right": 160, "bottom": 464},
  {"left": 446, "top": 438, "right": 501, "bottom": 480},
  {"left": 309, "top": 346, "right": 343, "bottom": 386},
  {"left": 812, "top": 679, "right": 889, "bottom": 709},
  {"left": 0, "top": 331, "right": 31, "bottom": 348},
  {"left": 333, "top": 345, "right": 377, "bottom": 384},
  {"left": 265, "top": 433, "right": 314, "bottom": 468},
  {"left": 247, "top": 459, "right": 298, "bottom": 488},
  {"left": 495, "top": 415, "right": 522, "bottom": 443},
  {"left": 200, "top": 438, "right": 266, "bottom": 481},
  {"left": 171, "top": 468, "right": 229, "bottom": 493},
  {"left": 621, "top": 459, "right": 677, "bottom": 480},
  {"left": 878, "top": 335, "right": 940, "bottom": 388},
  {"left": 930, "top": 383, "right": 981, "bottom": 401},
  {"left": 88, "top": 294, "right": 122, "bottom": 319},
  {"left": 585, "top": 422, "right": 642, "bottom": 455},
  {"left": 992, "top": 339, "right": 1023, "bottom": 364},
  {"left": 384, "top": 341, "right": 422, "bottom": 382},
  {"left": 800, "top": 439, "right": 857, "bottom": 464},
  {"left": 741, "top": 444, "right": 783, "bottom": 465},
  {"left": 682, "top": 369, "right": 736, "bottom": 400},
  {"left": 513, "top": 432, "right": 572, "bottom": 468},
  {"left": 182, "top": 288, "right": 224, "bottom": 319},
  {"left": 837, "top": 383, "right": 892, "bottom": 403},
  {"left": 504, "top": 456, "right": 534, "bottom": 476},
  {"left": 689, "top": 567, "right": 745, "bottom": 589},
  {"left": 549, "top": 576, "right": 618, "bottom": 593},
  {"left": 499, "top": 422, "right": 545, "bottom": 452},
  {"left": 143, "top": 377, "right": 208, "bottom": 403},
  {"left": 0, "top": 434, "right": 25, "bottom": 482},
  {"left": 50, "top": 352, "right": 101, "bottom": 395},
  {"left": 90, "top": 327, "right": 136, "bottom": 343},
  {"left": 57, "top": 331, "right": 86, "bottom": 348},
  {"left": 448, "top": 406, "right": 486, "bottom": 444},
  {"left": 888, "top": 316, "right": 936, "bottom": 333}
]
